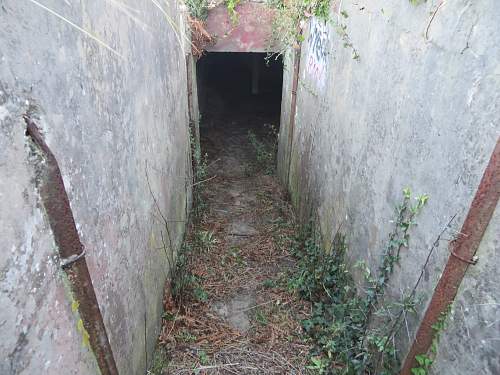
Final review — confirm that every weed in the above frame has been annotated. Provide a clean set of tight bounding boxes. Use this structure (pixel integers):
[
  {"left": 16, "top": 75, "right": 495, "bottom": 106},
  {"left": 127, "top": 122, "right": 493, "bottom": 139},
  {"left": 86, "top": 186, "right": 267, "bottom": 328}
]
[
  {"left": 171, "top": 242, "right": 209, "bottom": 303},
  {"left": 307, "top": 356, "right": 329, "bottom": 373},
  {"left": 366, "top": 189, "right": 429, "bottom": 317},
  {"left": 411, "top": 305, "right": 451, "bottom": 375},
  {"left": 335, "top": 23, "right": 360, "bottom": 61},
  {"left": 174, "top": 272, "right": 208, "bottom": 302},
  {"left": 248, "top": 124, "right": 278, "bottom": 175},
  {"left": 193, "top": 283, "right": 209, "bottom": 302},
  {"left": 271, "top": 215, "right": 296, "bottom": 255},
  {"left": 147, "top": 346, "right": 169, "bottom": 375},
  {"left": 225, "top": 0, "right": 241, "bottom": 23},
  {"left": 291, "top": 232, "right": 371, "bottom": 373},
  {"left": 170, "top": 242, "right": 192, "bottom": 300},
  {"left": 243, "top": 162, "right": 254, "bottom": 177},
  {"left": 198, "top": 349, "right": 209, "bottom": 365},
  {"left": 289, "top": 189, "right": 429, "bottom": 374},
  {"left": 267, "top": 0, "right": 308, "bottom": 52},
  {"left": 191, "top": 127, "right": 209, "bottom": 220},
  {"left": 176, "top": 329, "right": 197, "bottom": 343},
  {"left": 196, "top": 230, "right": 218, "bottom": 252},
  {"left": 230, "top": 246, "right": 244, "bottom": 264},
  {"left": 267, "top": 0, "right": 330, "bottom": 53},
  {"left": 221, "top": 246, "right": 245, "bottom": 267},
  {"left": 185, "top": 0, "right": 209, "bottom": 20},
  {"left": 253, "top": 308, "right": 269, "bottom": 326},
  {"left": 267, "top": 0, "right": 360, "bottom": 61},
  {"left": 263, "top": 278, "right": 277, "bottom": 288},
  {"left": 411, "top": 355, "right": 433, "bottom": 375},
  {"left": 162, "top": 311, "right": 176, "bottom": 321}
]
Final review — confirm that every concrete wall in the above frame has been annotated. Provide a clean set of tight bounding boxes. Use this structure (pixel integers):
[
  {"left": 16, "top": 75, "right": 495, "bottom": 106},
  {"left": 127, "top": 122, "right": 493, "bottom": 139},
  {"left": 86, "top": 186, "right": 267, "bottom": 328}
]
[
  {"left": 431, "top": 205, "right": 499, "bottom": 374},
  {"left": 278, "top": 0, "right": 499, "bottom": 371},
  {"left": 1, "top": 1, "right": 191, "bottom": 374}
]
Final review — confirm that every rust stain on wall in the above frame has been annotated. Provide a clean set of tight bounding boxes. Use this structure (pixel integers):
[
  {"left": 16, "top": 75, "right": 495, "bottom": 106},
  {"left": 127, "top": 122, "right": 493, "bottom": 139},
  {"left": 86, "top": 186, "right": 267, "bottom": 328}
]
[{"left": 205, "top": 2, "right": 276, "bottom": 52}]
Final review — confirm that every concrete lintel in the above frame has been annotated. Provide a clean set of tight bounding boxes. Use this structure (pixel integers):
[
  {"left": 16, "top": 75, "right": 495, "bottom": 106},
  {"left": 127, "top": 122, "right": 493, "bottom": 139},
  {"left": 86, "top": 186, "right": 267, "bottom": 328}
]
[{"left": 205, "top": 2, "right": 277, "bottom": 53}]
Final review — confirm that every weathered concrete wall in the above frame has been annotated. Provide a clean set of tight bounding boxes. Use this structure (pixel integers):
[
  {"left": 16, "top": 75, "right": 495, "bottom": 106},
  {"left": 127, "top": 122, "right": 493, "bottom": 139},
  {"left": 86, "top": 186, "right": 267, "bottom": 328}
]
[
  {"left": 431, "top": 204, "right": 500, "bottom": 374},
  {"left": 278, "top": 0, "right": 499, "bottom": 371},
  {"left": 1, "top": 1, "right": 191, "bottom": 374}
]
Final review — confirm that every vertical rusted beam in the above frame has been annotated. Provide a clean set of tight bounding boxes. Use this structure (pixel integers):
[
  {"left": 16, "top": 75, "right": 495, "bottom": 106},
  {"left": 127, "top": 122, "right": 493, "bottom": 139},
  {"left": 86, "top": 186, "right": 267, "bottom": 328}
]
[
  {"left": 186, "top": 54, "right": 200, "bottom": 156},
  {"left": 401, "top": 137, "right": 500, "bottom": 374},
  {"left": 25, "top": 117, "right": 119, "bottom": 375},
  {"left": 285, "top": 44, "right": 302, "bottom": 187}
]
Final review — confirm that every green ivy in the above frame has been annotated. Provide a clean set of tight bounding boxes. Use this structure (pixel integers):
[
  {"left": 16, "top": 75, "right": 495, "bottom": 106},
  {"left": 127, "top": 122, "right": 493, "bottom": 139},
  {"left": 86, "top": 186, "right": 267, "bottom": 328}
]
[
  {"left": 185, "top": 0, "right": 209, "bottom": 20},
  {"left": 225, "top": 0, "right": 241, "bottom": 24},
  {"left": 267, "top": 0, "right": 360, "bottom": 60},
  {"left": 289, "top": 189, "right": 429, "bottom": 374},
  {"left": 411, "top": 305, "right": 451, "bottom": 375},
  {"left": 267, "top": 0, "right": 331, "bottom": 53}
]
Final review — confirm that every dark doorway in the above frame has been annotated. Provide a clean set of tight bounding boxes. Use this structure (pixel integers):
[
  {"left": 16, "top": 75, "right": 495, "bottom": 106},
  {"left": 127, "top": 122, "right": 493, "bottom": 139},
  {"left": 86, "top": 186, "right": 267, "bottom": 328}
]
[{"left": 196, "top": 52, "right": 283, "bottom": 130}]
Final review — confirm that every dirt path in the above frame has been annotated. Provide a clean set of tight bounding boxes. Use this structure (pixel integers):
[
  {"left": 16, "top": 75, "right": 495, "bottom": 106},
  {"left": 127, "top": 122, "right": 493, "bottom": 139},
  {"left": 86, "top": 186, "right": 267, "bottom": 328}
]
[{"left": 152, "top": 119, "right": 312, "bottom": 374}]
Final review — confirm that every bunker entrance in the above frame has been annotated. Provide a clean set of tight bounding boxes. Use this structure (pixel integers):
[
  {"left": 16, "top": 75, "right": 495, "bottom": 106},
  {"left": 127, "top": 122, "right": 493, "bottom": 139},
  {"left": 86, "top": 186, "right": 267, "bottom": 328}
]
[{"left": 196, "top": 52, "right": 283, "bottom": 132}]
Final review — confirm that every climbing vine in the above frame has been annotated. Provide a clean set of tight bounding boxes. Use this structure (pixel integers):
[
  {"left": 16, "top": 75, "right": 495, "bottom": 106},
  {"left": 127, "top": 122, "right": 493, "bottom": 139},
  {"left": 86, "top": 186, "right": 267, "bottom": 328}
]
[
  {"left": 289, "top": 188, "right": 429, "bottom": 374},
  {"left": 267, "top": 0, "right": 329, "bottom": 53},
  {"left": 365, "top": 189, "right": 428, "bottom": 317},
  {"left": 411, "top": 305, "right": 451, "bottom": 375},
  {"left": 225, "top": 0, "right": 241, "bottom": 23},
  {"left": 267, "top": 0, "right": 359, "bottom": 59}
]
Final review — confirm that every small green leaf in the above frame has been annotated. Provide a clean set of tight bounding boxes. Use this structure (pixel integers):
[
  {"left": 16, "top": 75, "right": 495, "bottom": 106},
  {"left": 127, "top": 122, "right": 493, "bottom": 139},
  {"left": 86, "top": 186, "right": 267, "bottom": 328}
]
[
  {"left": 415, "top": 354, "right": 426, "bottom": 366},
  {"left": 411, "top": 368, "right": 426, "bottom": 375},
  {"left": 71, "top": 299, "right": 80, "bottom": 313},
  {"left": 403, "top": 187, "right": 411, "bottom": 199}
]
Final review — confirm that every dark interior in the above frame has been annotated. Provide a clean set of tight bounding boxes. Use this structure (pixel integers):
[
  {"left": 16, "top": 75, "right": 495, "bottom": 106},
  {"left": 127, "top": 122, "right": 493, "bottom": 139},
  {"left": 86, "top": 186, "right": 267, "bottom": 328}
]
[{"left": 196, "top": 52, "right": 283, "bottom": 129}]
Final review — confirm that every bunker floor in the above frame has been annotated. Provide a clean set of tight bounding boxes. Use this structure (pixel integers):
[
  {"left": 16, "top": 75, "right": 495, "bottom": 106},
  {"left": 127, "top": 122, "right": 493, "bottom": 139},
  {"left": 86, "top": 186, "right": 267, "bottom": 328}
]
[{"left": 151, "top": 108, "right": 313, "bottom": 374}]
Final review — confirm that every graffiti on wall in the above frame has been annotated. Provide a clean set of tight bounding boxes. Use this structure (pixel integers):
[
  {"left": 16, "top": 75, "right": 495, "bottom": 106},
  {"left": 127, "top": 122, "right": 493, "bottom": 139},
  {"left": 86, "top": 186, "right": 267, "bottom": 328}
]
[{"left": 305, "top": 18, "right": 329, "bottom": 90}]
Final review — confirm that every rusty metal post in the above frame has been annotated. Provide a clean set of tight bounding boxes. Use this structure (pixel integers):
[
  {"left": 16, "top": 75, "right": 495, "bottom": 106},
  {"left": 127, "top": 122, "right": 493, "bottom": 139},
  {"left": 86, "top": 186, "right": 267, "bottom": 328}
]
[
  {"left": 285, "top": 44, "right": 302, "bottom": 187},
  {"left": 25, "top": 117, "right": 119, "bottom": 375},
  {"left": 186, "top": 55, "right": 200, "bottom": 146},
  {"left": 401, "top": 137, "right": 500, "bottom": 374}
]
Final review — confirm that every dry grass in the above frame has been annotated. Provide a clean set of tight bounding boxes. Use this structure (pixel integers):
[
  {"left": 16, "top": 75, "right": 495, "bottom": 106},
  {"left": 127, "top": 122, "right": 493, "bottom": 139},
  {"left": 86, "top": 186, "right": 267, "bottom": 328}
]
[
  {"left": 189, "top": 16, "right": 215, "bottom": 59},
  {"left": 152, "top": 142, "right": 313, "bottom": 374}
]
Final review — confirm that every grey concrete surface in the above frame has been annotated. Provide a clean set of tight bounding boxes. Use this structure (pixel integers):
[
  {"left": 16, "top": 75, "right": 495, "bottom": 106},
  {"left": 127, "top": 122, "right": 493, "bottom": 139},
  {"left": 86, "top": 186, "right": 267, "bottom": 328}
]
[
  {"left": 431, "top": 205, "right": 500, "bottom": 374},
  {"left": 212, "top": 293, "right": 254, "bottom": 333},
  {"left": 278, "top": 0, "right": 499, "bottom": 371},
  {"left": 1, "top": 1, "right": 191, "bottom": 374}
]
